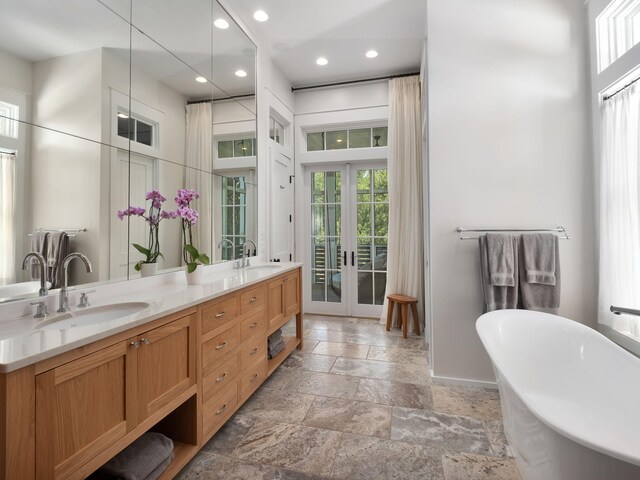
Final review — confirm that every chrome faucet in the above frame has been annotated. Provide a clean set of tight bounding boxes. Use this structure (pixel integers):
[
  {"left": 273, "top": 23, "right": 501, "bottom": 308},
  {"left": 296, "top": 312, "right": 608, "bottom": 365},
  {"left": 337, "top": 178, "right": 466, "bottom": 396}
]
[
  {"left": 57, "top": 253, "right": 92, "bottom": 313},
  {"left": 22, "top": 252, "right": 48, "bottom": 296},
  {"left": 218, "top": 238, "right": 239, "bottom": 268},
  {"left": 242, "top": 240, "right": 257, "bottom": 267}
]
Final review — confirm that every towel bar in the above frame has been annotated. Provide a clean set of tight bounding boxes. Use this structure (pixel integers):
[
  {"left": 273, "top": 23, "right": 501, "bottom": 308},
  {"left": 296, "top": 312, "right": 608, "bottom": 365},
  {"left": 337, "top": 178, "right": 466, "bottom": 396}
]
[{"left": 456, "top": 226, "right": 570, "bottom": 240}]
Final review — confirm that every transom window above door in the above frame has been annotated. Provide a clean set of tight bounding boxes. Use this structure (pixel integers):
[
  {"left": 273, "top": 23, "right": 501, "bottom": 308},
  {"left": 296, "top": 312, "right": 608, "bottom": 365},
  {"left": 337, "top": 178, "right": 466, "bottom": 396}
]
[
  {"left": 306, "top": 126, "right": 388, "bottom": 151},
  {"left": 116, "top": 111, "right": 156, "bottom": 147}
]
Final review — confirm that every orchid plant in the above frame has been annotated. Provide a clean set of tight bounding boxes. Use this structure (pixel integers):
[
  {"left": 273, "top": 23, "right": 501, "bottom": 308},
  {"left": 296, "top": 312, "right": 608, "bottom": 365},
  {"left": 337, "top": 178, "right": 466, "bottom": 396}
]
[
  {"left": 176, "top": 188, "right": 210, "bottom": 273},
  {"left": 117, "top": 190, "right": 178, "bottom": 271}
]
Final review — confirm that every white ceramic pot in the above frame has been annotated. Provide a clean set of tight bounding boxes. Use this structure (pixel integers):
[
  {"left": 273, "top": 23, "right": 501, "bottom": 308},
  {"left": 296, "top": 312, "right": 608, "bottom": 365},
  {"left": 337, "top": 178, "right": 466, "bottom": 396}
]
[
  {"left": 140, "top": 262, "right": 158, "bottom": 278},
  {"left": 185, "top": 265, "right": 203, "bottom": 285}
]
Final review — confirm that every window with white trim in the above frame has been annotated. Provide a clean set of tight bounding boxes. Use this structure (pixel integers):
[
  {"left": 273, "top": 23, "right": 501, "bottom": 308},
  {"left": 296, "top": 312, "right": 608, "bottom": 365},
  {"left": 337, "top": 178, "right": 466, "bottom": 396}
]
[
  {"left": 0, "top": 101, "right": 19, "bottom": 139},
  {"left": 306, "top": 126, "right": 388, "bottom": 152},
  {"left": 597, "top": 0, "right": 640, "bottom": 72}
]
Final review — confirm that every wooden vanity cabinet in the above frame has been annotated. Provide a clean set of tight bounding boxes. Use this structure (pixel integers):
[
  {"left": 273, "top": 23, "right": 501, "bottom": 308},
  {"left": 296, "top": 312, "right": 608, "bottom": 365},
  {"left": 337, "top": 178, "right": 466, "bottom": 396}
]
[
  {"left": 34, "top": 312, "right": 196, "bottom": 480},
  {"left": 0, "top": 267, "right": 302, "bottom": 480}
]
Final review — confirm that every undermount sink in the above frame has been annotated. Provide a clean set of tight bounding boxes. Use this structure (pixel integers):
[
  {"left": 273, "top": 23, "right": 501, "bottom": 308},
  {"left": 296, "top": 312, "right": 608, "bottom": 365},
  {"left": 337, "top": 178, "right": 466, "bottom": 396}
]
[
  {"left": 36, "top": 302, "right": 150, "bottom": 330},
  {"left": 245, "top": 264, "right": 282, "bottom": 271}
]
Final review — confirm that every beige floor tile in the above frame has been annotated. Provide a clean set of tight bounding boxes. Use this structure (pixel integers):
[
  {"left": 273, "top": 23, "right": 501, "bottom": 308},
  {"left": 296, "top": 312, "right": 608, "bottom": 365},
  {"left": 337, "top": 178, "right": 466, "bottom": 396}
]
[
  {"left": 311, "top": 341, "right": 370, "bottom": 359},
  {"left": 432, "top": 384, "right": 502, "bottom": 421},
  {"left": 302, "top": 397, "right": 392, "bottom": 438},
  {"left": 330, "top": 357, "right": 396, "bottom": 380},
  {"left": 355, "top": 378, "right": 433, "bottom": 410},
  {"left": 441, "top": 452, "right": 521, "bottom": 480}
]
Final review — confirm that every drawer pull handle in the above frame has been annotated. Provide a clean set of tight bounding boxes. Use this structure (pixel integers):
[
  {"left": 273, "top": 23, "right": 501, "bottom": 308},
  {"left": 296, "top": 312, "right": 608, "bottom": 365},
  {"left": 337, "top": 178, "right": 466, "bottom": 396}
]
[
  {"left": 216, "top": 403, "right": 228, "bottom": 415},
  {"left": 250, "top": 373, "right": 259, "bottom": 382},
  {"left": 215, "top": 342, "right": 227, "bottom": 350},
  {"left": 215, "top": 311, "right": 226, "bottom": 318},
  {"left": 250, "top": 347, "right": 259, "bottom": 355},
  {"left": 249, "top": 322, "right": 258, "bottom": 329},
  {"left": 215, "top": 372, "right": 227, "bottom": 383},
  {"left": 130, "top": 341, "right": 139, "bottom": 349},
  {"left": 140, "top": 338, "right": 150, "bottom": 345},
  {"left": 249, "top": 296, "right": 257, "bottom": 303}
]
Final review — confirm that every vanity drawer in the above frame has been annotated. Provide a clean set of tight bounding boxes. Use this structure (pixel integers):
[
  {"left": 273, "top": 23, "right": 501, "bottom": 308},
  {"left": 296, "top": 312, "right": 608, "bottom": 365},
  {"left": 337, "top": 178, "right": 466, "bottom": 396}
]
[
  {"left": 239, "top": 333, "right": 267, "bottom": 370},
  {"left": 202, "top": 324, "right": 238, "bottom": 369},
  {"left": 202, "top": 353, "right": 240, "bottom": 404},
  {"left": 201, "top": 296, "right": 238, "bottom": 335},
  {"left": 203, "top": 380, "right": 239, "bottom": 437},
  {"left": 240, "top": 309, "right": 267, "bottom": 343},
  {"left": 241, "top": 360, "right": 267, "bottom": 399},
  {"left": 239, "top": 285, "right": 266, "bottom": 314}
]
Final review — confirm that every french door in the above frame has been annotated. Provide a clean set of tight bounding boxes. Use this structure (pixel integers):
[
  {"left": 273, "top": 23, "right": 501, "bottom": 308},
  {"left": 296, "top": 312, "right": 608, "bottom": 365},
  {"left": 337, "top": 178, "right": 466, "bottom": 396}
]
[{"left": 304, "top": 162, "right": 388, "bottom": 317}]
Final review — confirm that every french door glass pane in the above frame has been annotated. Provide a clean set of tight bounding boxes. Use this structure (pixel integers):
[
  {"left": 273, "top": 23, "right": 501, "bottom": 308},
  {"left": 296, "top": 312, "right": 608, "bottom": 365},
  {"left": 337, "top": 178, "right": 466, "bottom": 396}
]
[
  {"left": 356, "top": 168, "right": 388, "bottom": 305},
  {"left": 311, "top": 171, "right": 342, "bottom": 304}
]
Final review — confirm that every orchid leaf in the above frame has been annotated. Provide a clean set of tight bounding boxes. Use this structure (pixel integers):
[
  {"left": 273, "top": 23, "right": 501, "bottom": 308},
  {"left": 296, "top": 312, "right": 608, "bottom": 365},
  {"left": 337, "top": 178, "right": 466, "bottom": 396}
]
[
  {"left": 184, "top": 244, "right": 199, "bottom": 261},
  {"left": 186, "top": 262, "right": 197, "bottom": 273},
  {"left": 198, "top": 254, "right": 210, "bottom": 265},
  {"left": 132, "top": 243, "right": 151, "bottom": 257}
]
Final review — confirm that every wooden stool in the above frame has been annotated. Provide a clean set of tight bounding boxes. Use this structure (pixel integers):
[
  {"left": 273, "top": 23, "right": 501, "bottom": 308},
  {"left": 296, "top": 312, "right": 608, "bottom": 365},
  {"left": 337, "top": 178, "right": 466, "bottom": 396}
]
[{"left": 386, "top": 294, "right": 420, "bottom": 338}]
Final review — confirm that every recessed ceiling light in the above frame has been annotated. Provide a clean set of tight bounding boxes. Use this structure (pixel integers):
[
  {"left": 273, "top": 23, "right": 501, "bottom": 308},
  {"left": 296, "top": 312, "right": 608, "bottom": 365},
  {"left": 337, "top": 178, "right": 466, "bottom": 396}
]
[
  {"left": 235, "top": 69, "right": 247, "bottom": 77},
  {"left": 214, "top": 18, "right": 229, "bottom": 29},
  {"left": 316, "top": 57, "right": 328, "bottom": 66},
  {"left": 365, "top": 50, "right": 378, "bottom": 59},
  {"left": 117, "top": 112, "right": 129, "bottom": 119},
  {"left": 195, "top": 76, "right": 207, "bottom": 83},
  {"left": 253, "top": 10, "right": 268, "bottom": 22}
]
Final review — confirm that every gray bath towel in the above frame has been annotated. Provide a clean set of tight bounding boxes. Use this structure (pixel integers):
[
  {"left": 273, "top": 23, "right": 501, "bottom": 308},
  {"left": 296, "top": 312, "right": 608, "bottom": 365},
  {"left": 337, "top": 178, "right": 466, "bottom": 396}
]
[
  {"left": 29, "top": 232, "right": 48, "bottom": 280},
  {"left": 479, "top": 235, "right": 519, "bottom": 312},
  {"left": 519, "top": 236, "right": 561, "bottom": 314},
  {"left": 521, "top": 233, "right": 556, "bottom": 285},
  {"left": 46, "top": 232, "right": 69, "bottom": 289},
  {"left": 486, "top": 233, "right": 517, "bottom": 286},
  {"left": 94, "top": 432, "right": 174, "bottom": 480}
]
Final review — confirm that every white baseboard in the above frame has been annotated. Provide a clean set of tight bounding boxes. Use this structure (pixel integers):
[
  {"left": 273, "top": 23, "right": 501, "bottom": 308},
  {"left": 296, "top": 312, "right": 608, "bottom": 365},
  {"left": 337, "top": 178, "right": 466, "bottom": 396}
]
[{"left": 431, "top": 371, "right": 498, "bottom": 390}]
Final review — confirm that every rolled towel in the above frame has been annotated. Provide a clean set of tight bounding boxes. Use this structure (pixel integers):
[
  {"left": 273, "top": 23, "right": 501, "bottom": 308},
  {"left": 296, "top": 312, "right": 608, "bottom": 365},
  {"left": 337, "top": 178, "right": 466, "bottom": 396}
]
[
  {"left": 268, "top": 337, "right": 286, "bottom": 354},
  {"left": 521, "top": 233, "right": 556, "bottom": 285},
  {"left": 268, "top": 340, "right": 286, "bottom": 359},
  {"left": 93, "top": 432, "right": 174, "bottom": 480},
  {"left": 486, "top": 233, "right": 517, "bottom": 286},
  {"left": 268, "top": 329, "right": 283, "bottom": 344}
]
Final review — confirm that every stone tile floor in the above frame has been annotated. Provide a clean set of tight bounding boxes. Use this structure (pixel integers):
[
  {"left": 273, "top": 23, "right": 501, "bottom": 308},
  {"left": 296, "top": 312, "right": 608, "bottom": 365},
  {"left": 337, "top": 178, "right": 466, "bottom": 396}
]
[{"left": 176, "top": 314, "right": 522, "bottom": 480}]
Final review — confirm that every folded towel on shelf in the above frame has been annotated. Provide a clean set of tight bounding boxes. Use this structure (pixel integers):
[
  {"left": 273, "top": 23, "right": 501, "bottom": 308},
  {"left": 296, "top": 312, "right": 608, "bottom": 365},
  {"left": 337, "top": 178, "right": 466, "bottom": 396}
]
[
  {"left": 479, "top": 235, "right": 519, "bottom": 312},
  {"left": 268, "top": 336, "right": 285, "bottom": 351},
  {"left": 268, "top": 329, "right": 283, "bottom": 344},
  {"left": 521, "top": 233, "right": 557, "bottom": 285},
  {"left": 486, "top": 233, "right": 517, "bottom": 286},
  {"left": 29, "top": 232, "right": 48, "bottom": 280},
  {"left": 93, "top": 432, "right": 174, "bottom": 480},
  {"left": 519, "top": 236, "right": 561, "bottom": 314},
  {"left": 268, "top": 339, "right": 286, "bottom": 359}
]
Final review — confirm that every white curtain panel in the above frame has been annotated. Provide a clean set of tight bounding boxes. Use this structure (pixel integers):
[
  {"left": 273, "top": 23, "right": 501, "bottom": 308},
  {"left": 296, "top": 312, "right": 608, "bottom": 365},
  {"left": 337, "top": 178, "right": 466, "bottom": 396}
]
[
  {"left": 185, "top": 103, "right": 213, "bottom": 258},
  {"left": 0, "top": 153, "right": 16, "bottom": 285},
  {"left": 379, "top": 76, "right": 424, "bottom": 329},
  {"left": 599, "top": 84, "right": 640, "bottom": 339}
]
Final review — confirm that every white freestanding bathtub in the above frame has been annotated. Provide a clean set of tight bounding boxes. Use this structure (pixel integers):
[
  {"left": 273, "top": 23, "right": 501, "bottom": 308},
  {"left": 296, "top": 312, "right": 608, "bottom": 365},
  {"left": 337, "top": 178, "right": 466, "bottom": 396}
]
[{"left": 477, "top": 310, "right": 640, "bottom": 480}]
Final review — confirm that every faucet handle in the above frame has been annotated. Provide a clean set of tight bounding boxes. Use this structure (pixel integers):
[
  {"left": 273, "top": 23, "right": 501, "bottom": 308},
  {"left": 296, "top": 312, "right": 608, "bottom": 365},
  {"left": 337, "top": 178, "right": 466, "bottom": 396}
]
[
  {"left": 78, "top": 290, "right": 95, "bottom": 308},
  {"left": 30, "top": 301, "right": 49, "bottom": 319}
]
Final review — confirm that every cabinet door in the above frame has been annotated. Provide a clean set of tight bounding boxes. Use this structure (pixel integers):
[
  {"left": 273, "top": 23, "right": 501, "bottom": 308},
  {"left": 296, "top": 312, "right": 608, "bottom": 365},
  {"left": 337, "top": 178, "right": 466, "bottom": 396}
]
[
  {"left": 36, "top": 341, "right": 136, "bottom": 480},
  {"left": 267, "top": 278, "right": 284, "bottom": 329},
  {"left": 283, "top": 270, "right": 300, "bottom": 318},
  {"left": 137, "top": 314, "right": 196, "bottom": 422}
]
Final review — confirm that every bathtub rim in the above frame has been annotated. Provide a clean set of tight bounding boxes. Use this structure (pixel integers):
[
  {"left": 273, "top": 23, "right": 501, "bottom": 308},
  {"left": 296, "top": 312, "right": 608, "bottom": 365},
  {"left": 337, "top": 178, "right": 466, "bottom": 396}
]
[{"left": 477, "top": 309, "right": 640, "bottom": 468}]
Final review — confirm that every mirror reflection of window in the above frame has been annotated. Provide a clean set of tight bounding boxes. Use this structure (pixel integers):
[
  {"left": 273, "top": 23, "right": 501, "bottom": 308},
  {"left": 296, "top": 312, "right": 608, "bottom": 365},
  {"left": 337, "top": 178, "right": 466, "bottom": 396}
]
[
  {"left": 116, "top": 111, "right": 156, "bottom": 147},
  {"left": 221, "top": 177, "right": 247, "bottom": 260},
  {"left": 269, "top": 116, "right": 284, "bottom": 145},
  {"left": 306, "top": 126, "right": 388, "bottom": 151},
  {"left": 217, "top": 137, "right": 256, "bottom": 158}
]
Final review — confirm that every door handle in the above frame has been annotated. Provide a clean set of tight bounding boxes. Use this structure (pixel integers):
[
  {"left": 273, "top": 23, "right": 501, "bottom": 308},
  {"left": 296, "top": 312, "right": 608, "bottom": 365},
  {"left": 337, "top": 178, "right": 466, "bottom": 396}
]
[
  {"left": 343, "top": 251, "right": 347, "bottom": 266},
  {"left": 351, "top": 251, "right": 355, "bottom": 267}
]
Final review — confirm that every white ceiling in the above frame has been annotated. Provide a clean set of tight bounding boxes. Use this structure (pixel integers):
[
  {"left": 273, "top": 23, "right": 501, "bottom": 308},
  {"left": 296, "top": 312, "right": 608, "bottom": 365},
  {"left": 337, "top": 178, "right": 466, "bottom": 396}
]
[{"left": 229, "top": 0, "right": 426, "bottom": 88}]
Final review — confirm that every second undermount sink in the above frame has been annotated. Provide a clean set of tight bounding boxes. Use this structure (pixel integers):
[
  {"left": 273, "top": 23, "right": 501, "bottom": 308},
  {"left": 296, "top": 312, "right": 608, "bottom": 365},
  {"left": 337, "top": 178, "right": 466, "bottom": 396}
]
[{"left": 36, "top": 302, "right": 150, "bottom": 330}]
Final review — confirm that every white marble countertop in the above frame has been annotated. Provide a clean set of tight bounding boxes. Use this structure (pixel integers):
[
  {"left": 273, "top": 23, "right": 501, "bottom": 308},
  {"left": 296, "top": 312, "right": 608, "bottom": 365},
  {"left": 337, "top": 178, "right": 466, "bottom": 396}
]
[{"left": 0, "top": 262, "right": 302, "bottom": 373}]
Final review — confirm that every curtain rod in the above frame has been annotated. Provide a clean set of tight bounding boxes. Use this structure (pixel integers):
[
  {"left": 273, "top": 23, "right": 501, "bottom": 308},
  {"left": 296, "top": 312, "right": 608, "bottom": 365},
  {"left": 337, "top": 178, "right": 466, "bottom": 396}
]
[
  {"left": 603, "top": 76, "right": 640, "bottom": 101},
  {"left": 291, "top": 72, "right": 420, "bottom": 92},
  {"left": 187, "top": 93, "right": 255, "bottom": 105}
]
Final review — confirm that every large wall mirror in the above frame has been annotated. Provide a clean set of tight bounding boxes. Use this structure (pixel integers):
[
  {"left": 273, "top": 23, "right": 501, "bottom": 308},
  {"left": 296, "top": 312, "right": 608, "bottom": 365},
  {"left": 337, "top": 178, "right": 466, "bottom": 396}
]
[{"left": 0, "top": 0, "right": 257, "bottom": 303}]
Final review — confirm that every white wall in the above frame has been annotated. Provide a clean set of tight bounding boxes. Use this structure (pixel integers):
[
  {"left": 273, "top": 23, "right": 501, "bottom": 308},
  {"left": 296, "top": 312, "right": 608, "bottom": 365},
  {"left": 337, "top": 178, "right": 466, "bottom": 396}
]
[{"left": 427, "top": 0, "right": 595, "bottom": 384}]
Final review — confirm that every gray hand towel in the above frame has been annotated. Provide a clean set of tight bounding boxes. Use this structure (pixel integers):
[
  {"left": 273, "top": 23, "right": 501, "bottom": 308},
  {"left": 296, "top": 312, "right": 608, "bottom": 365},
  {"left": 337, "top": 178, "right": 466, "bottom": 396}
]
[
  {"left": 479, "top": 235, "right": 519, "bottom": 312},
  {"left": 519, "top": 236, "right": 561, "bottom": 314},
  {"left": 486, "top": 233, "right": 517, "bottom": 286},
  {"left": 46, "top": 232, "right": 69, "bottom": 289},
  {"left": 94, "top": 432, "right": 174, "bottom": 480},
  {"left": 29, "top": 232, "right": 48, "bottom": 280},
  {"left": 521, "top": 233, "right": 556, "bottom": 285}
]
